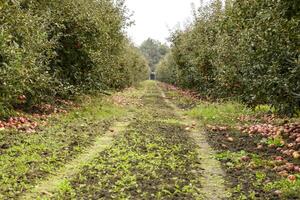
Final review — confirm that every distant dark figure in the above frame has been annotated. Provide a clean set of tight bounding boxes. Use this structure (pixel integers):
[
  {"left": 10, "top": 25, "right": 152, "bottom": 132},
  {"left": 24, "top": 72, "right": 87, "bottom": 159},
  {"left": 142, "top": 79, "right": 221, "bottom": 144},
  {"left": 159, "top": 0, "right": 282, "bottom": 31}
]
[{"left": 150, "top": 72, "right": 156, "bottom": 80}]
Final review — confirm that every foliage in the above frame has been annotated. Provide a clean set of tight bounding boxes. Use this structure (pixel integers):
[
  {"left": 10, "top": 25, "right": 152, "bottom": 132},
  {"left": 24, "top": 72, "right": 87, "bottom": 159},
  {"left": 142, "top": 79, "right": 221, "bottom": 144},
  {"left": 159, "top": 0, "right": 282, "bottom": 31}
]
[
  {"left": 0, "top": 0, "right": 149, "bottom": 118},
  {"left": 113, "top": 42, "right": 150, "bottom": 89},
  {"left": 139, "top": 38, "right": 169, "bottom": 72},
  {"left": 157, "top": 0, "right": 300, "bottom": 115},
  {"left": 156, "top": 53, "right": 178, "bottom": 84},
  {"left": 0, "top": 1, "right": 56, "bottom": 111}
]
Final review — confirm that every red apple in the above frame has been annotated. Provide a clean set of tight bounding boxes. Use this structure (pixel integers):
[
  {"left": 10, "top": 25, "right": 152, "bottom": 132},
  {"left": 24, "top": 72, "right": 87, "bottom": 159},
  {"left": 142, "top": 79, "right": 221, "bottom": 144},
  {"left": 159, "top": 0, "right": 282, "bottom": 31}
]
[{"left": 288, "top": 175, "right": 296, "bottom": 182}]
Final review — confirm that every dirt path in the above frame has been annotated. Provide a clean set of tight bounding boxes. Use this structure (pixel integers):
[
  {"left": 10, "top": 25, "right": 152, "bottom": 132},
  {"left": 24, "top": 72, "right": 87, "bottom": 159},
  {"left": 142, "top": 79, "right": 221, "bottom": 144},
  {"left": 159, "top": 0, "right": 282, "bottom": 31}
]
[
  {"left": 20, "top": 81, "right": 228, "bottom": 199},
  {"left": 157, "top": 83, "right": 228, "bottom": 199}
]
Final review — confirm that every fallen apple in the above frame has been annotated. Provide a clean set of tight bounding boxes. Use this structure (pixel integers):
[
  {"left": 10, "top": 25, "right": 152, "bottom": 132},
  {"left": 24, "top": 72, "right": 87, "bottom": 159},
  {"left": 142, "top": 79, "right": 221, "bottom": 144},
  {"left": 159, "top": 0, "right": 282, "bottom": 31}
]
[
  {"left": 278, "top": 170, "right": 289, "bottom": 177},
  {"left": 285, "top": 163, "right": 295, "bottom": 171},
  {"left": 185, "top": 127, "right": 191, "bottom": 131},
  {"left": 288, "top": 175, "right": 296, "bottom": 182},
  {"left": 275, "top": 156, "right": 284, "bottom": 161},
  {"left": 18, "top": 95, "right": 27, "bottom": 101},
  {"left": 240, "top": 156, "right": 250, "bottom": 162},
  {"left": 274, "top": 190, "right": 282, "bottom": 196},
  {"left": 292, "top": 151, "right": 300, "bottom": 159}
]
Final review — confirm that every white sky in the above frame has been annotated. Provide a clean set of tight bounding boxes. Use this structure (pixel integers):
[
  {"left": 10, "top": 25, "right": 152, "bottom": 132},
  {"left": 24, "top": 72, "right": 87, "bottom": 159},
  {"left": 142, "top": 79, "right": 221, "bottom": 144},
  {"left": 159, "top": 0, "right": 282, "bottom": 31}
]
[{"left": 126, "top": 0, "right": 210, "bottom": 45}]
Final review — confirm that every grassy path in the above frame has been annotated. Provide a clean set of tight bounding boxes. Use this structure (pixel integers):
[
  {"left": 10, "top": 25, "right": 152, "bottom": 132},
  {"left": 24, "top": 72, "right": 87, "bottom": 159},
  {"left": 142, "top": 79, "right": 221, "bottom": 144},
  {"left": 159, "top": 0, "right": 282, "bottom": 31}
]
[
  {"left": 157, "top": 83, "right": 228, "bottom": 199},
  {"left": 2, "top": 81, "right": 229, "bottom": 199},
  {"left": 47, "top": 81, "right": 206, "bottom": 199}
]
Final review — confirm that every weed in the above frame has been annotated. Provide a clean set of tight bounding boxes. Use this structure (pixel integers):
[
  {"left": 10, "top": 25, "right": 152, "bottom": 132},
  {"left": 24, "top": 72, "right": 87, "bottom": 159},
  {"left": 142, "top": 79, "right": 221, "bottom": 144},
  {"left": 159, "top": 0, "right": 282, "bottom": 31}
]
[
  {"left": 57, "top": 179, "right": 75, "bottom": 197},
  {"left": 265, "top": 136, "right": 285, "bottom": 147}
]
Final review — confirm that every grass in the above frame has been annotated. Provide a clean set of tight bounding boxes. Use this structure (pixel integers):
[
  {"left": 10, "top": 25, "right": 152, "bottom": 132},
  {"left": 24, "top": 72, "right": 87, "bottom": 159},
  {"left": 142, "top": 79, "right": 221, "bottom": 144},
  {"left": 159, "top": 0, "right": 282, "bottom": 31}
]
[
  {"left": 265, "top": 136, "right": 285, "bottom": 147},
  {"left": 0, "top": 95, "right": 125, "bottom": 199},
  {"left": 215, "top": 150, "right": 273, "bottom": 169},
  {"left": 186, "top": 101, "right": 256, "bottom": 126}
]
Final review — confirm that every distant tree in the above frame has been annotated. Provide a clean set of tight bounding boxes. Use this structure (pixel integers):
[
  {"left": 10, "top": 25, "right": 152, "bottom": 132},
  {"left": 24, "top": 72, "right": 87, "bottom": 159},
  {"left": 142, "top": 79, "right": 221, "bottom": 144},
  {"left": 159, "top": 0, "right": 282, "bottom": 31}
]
[{"left": 139, "top": 38, "right": 169, "bottom": 72}]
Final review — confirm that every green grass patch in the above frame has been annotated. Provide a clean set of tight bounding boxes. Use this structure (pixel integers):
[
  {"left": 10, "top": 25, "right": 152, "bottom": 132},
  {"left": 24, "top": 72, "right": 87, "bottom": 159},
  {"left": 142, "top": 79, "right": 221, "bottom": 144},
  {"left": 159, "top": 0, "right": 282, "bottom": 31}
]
[
  {"left": 159, "top": 118, "right": 183, "bottom": 125},
  {"left": 254, "top": 105, "right": 273, "bottom": 113},
  {"left": 60, "top": 95, "right": 125, "bottom": 123},
  {"left": 215, "top": 150, "right": 272, "bottom": 169},
  {"left": 187, "top": 101, "right": 256, "bottom": 126},
  {"left": 265, "top": 136, "right": 285, "bottom": 148}
]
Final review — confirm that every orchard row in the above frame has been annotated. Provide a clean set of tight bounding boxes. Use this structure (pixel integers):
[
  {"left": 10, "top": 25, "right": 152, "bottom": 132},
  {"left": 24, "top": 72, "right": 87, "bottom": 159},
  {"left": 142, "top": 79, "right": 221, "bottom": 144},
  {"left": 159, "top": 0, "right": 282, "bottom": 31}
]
[
  {"left": 157, "top": 0, "right": 299, "bottom": 115},
  {"left": 0, "top": 0, "right": 149, "bottom": 118}
]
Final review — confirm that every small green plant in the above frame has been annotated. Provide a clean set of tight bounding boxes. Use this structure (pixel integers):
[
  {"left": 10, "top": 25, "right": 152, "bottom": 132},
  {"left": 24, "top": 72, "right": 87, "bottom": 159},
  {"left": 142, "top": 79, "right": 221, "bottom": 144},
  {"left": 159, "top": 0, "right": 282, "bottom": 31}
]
[
  {"left": 57, "top": 179, "right": 75, "bottom": 197},
  {"left": 255, "top": 171, "right": 266, "bottom": 183},
  {"left": 266, "top": 136, "right": 285, "bottom": 147}
]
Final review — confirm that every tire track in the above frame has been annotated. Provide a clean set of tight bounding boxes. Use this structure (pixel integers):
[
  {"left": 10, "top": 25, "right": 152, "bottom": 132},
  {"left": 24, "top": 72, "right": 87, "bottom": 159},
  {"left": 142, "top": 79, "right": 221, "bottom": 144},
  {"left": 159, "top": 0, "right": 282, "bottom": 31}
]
[
  {"left": 21, "top": 120, "right": 131, "bottom": 199},
  {"left": 157, "top": 82, "right": 229, "bottom": 200}
]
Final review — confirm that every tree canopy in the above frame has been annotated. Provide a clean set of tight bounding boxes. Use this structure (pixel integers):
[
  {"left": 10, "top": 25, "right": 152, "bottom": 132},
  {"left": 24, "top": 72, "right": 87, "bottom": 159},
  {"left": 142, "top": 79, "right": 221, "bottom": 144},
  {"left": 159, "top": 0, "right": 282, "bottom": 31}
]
[
  {"left": 156, "top": 0, "right": 300, "bottom": 115},
  {"left": 139, "top": 38, "right": 169, "bottom": 72},
  {"left": 0, "top": 0, "right": 149, "bottom": 118}
]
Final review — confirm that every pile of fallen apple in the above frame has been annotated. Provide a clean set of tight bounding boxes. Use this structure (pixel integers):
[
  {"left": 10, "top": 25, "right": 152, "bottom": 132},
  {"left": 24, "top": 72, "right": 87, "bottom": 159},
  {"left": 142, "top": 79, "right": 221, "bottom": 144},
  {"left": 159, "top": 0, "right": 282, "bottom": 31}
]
[
  {"left": 0, "top": 117, "right": 38, "bottom": 133},
  {"left": 238, "top": 123, "right": 300, "bottom": 179},
  {"left": 272, "top": 156, "right": 300, "bottom": 178},
  {"left": 238, "top": 123, "right": 300, "bottom": 156},
  {"left": 0, "top": 100, "right": 71, "bottom": 133}
]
